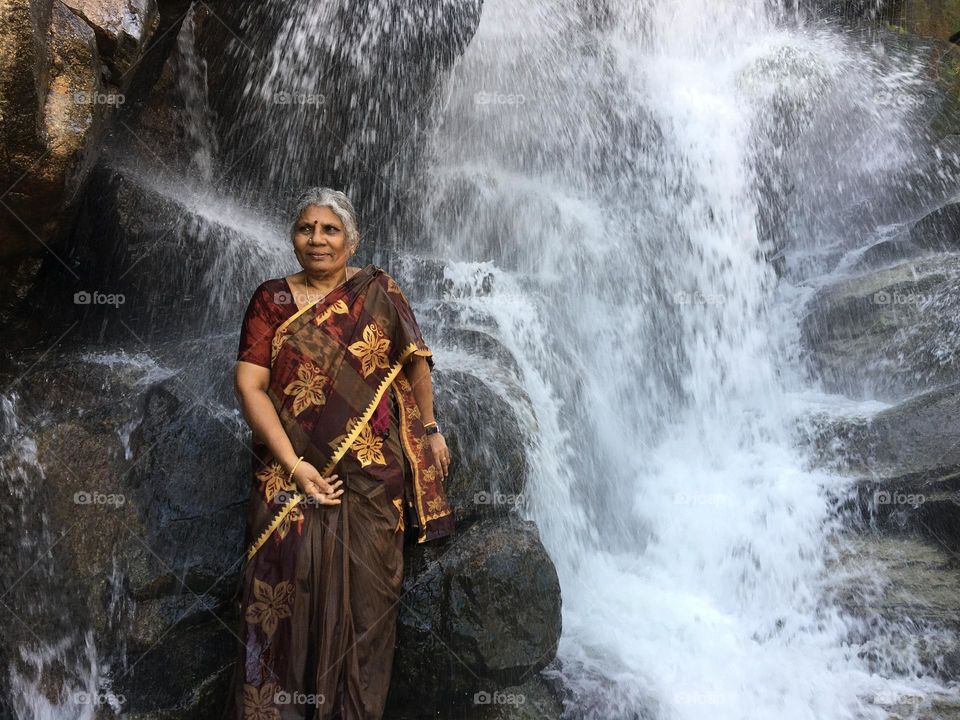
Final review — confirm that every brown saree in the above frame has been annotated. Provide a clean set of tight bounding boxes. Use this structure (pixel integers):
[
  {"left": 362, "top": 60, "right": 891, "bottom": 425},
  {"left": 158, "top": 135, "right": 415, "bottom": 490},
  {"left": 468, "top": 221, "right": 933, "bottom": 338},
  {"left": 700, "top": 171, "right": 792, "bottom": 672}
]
[{"left": 224, "top": 264, "right": 455, "bottom": 719}]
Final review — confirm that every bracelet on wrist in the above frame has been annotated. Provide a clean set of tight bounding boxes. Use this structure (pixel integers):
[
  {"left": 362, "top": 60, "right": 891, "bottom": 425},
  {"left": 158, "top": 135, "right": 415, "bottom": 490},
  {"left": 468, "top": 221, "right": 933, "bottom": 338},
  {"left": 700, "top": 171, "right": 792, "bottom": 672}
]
[{"left": 288, "top": 455, "right": 305, "bottom": 483}]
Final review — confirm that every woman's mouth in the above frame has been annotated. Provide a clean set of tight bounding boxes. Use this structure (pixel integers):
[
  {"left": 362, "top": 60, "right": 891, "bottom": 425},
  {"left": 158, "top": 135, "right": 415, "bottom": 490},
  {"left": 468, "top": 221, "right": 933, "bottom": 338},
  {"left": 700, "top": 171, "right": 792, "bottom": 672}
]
[{"left": 307, "top": 252, "right": 330, "bottom": 260}]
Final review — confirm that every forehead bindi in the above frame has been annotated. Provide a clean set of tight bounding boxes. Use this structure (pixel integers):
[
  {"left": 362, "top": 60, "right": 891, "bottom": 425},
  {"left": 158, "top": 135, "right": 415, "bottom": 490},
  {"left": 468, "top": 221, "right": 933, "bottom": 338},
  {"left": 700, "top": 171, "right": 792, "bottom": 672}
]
[{"left": 299, "top": 206, "right": 342, "bottom": 230}]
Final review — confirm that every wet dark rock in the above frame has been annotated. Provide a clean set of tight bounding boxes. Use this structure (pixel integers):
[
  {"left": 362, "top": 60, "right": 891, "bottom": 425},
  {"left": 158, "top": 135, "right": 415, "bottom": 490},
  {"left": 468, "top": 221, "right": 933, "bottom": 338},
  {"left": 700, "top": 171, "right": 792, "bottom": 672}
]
[
  {"left": 800, "top": 253, "right": 960, "bottom": 401},
  {"left": 113, "top": 619, "right": 236, "bottom": 718},
  {"left": 434, "top": 370, "right": 528, "bottom": 527},
  {"left": 835, "top": 535, "right": 960, "bottom": 683},
  {"left": 388, "top": 515, "right": 562, "bottom": 717},
  {"left": 909, "top": 200, "right": 960, "bottom": 248},
  {"left": 800, "top": 382, "right": 960, "bottom": 553},
  {"left": 1, "top": 339, "right": 561, "bottom": 719}
]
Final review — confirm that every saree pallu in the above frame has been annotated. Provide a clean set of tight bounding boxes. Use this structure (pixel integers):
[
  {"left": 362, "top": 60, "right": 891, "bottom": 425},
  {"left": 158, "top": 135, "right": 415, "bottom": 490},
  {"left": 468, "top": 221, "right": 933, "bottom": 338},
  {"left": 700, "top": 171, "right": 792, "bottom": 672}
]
[{"left": 224, "top": 264, "right": 454, "bottom": 720}]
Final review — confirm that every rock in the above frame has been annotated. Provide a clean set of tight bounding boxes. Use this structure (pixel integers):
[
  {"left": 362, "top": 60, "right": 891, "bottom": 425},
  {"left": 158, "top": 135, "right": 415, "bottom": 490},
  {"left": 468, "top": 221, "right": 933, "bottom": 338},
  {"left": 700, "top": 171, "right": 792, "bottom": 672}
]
[
  {"left": 847, "top": 197, "right": 960, "bottom": 272},
  {"left": 61, "top": 0, "right": 159, "bottom": 81},
  {"left": 19, "top": 163, "right": 285, "bottom": 352},
  {"left": 909, "top": 200, "right": 960, "bottom": 249},
  {"left": 835, "top": 534, "right": 960, "bottom": 683},
  {"left": 800, "top": 253, "right": 960, "bottom": 401},
  {"left": 124, "top": 376, "right": 250, "bottom": 601},
  {"left": 112, "top": 618, "right": 236, "bottom": 718},
  {"left": 387, "top": 515, "right": 562, "bottom": 716},
  {"left": 3, "top": 343, "right": 562, "bottom": 719},
  {"left": 434, "top": 370, "right": 529, "bottom": 527},
  {"left": 445, "top": 518, "right": 561, "bottom": 682},
  {"left": 799, "top": 382, "right": 960, "bottom": 553},
  {"left": 461, "top": 677, "right": 564, "bottom": 719},
  {"left": 0, "top": 2, "right": 104, "bottom": 259},
  {"left": 1, "top": 348, "right": 247, "bottom": 717},
  {"left": 0, "top": 0, "right": 163, "bottom": 266}
]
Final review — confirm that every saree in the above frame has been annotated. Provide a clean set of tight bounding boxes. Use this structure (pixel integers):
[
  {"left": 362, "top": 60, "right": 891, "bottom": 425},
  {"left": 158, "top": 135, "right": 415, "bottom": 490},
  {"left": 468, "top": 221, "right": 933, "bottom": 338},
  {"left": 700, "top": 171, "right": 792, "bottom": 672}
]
[{"left": 224, "top": 264, "right": 455, "bottom": 720}]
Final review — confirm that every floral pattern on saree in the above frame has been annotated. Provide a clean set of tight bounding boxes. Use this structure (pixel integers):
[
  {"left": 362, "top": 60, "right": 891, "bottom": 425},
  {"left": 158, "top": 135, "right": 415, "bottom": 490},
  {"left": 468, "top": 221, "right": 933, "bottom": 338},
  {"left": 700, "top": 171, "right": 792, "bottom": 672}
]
[{"left": 241, "top": 265, "right": 455, "bottom": 564}]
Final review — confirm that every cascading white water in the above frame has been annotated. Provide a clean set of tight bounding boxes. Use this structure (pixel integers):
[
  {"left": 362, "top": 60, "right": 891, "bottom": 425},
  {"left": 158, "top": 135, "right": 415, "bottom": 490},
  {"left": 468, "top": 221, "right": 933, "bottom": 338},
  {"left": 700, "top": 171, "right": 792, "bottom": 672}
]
[
  {"left": 410, "top": 0, "right": 955, "bottom": 717},
  {"left": 6, "top": 0, "right": 957, "bottom": 716}
]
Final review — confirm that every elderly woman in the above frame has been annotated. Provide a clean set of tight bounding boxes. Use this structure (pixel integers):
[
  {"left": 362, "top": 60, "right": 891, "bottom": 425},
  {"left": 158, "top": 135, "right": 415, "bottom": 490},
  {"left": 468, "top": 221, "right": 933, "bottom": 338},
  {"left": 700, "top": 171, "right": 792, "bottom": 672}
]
[{"left": 224, "top": 187, "right": 455, "bottom": 719}]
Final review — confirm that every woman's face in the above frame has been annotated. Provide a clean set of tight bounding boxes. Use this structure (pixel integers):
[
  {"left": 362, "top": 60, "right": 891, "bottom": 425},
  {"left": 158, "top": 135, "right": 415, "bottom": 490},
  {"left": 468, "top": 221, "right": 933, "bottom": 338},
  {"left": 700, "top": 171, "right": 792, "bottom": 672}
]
[{"left": 293, "top": 204, "right": 353, "bottom": 275}]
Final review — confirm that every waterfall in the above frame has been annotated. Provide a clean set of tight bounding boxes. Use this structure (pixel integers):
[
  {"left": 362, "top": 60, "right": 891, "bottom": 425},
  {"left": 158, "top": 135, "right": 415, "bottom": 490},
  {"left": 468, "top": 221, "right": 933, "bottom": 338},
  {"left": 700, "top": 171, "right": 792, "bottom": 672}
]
[
  {"left": 175, "top": 4, "right": 220, "bottom": 184},
  {"left": 0, "top": 394, "right": 105, "bottom": 719},
  {"left": 5, "top": 0, "right": 957, "bottom": 716},
  {"left": 409, "top": 0, "right": 953, "bottom": 717}
]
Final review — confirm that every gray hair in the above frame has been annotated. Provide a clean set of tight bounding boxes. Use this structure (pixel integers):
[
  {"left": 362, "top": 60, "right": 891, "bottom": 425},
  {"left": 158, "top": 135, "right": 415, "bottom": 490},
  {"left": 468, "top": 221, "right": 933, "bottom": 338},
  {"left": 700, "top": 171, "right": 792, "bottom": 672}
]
[{"left": 289, "top": 187, "right": 360, "bottom": 251}]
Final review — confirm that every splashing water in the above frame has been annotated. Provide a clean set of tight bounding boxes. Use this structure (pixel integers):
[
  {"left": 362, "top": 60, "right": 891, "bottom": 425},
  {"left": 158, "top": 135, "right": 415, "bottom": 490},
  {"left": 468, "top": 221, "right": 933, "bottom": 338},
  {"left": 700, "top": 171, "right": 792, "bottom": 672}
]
[
  {"left": 406, "top": 0, "right": 955, "bottom": 717},
  {"left": 5, "top": 0, "right": 958, "bottom": 716}
]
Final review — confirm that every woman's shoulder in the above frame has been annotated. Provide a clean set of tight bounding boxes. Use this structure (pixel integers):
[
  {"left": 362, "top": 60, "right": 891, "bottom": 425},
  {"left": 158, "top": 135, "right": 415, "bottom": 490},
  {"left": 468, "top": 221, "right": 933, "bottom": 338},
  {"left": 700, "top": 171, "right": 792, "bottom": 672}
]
[
  {"left": 249, "top": 277, "right": 288, "bottom": 294},
  {"left": 246, "top": 277, "right": 293, "bottom": 314},
  {"left": 368, "top": 265, "right": 402, "bottom": 288}
]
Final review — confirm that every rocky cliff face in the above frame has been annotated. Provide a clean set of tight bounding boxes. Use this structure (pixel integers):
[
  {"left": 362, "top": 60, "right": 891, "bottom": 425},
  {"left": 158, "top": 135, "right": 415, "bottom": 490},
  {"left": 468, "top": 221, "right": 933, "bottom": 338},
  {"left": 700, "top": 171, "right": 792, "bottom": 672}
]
[{"left": 0, "top": 0, "right": 186, "bottom": 325}]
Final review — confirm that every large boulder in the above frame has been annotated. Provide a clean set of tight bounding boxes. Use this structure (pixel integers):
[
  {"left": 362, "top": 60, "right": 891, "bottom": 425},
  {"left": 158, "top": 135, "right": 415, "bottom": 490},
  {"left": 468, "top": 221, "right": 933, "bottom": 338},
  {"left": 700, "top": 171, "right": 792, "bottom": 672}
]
[
  {"left": 60, "top": 0, "right": 158, "bottom": 81},
  {"left": 0, "top": 344, "right": 249, "bottom": 718},
  {"left": 1, "top": 344, "right": 563, "bottom": 718},
  {"left": 0, "top": 0, "right": 160, "bottom": 262},
  {"left": 387, "top": 515, "right": 562, "bottom": 717}
]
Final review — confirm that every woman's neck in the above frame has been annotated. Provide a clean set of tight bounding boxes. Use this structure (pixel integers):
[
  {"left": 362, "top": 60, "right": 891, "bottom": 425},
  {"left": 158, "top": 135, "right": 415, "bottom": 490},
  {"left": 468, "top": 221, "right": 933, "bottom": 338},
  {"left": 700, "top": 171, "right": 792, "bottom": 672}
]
[{"left": 302, "top": 266, "right": 349, "bottom": 292}]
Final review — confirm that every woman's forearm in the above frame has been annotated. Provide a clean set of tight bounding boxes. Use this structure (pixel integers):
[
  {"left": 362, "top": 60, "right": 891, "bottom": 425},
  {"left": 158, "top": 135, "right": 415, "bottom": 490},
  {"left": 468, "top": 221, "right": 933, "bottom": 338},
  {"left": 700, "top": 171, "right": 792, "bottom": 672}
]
[
  {"left": 406, "top": 356, "right": 436, "bottom": 425},
  {"left": 239, "top": 388, "right": 300, "bottom": 473}
]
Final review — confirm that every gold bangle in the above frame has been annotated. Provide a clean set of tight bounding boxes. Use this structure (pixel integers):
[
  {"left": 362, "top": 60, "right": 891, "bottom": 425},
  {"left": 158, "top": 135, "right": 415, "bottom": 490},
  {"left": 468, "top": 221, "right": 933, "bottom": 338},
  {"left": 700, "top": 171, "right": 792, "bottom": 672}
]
[
  {"left": 423, "top": 421, "right": 438, "bottom": 429},
  {"left": 288, "top": 455, "right": 304, "bottom": 483}
]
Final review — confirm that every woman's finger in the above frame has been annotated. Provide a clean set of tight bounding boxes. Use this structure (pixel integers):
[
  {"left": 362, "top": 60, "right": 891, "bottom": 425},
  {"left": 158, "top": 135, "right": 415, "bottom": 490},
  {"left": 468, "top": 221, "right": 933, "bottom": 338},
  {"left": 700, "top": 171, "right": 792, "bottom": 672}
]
[{"left": 314, "top": 474, "right": 341, "bottom": 495}]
